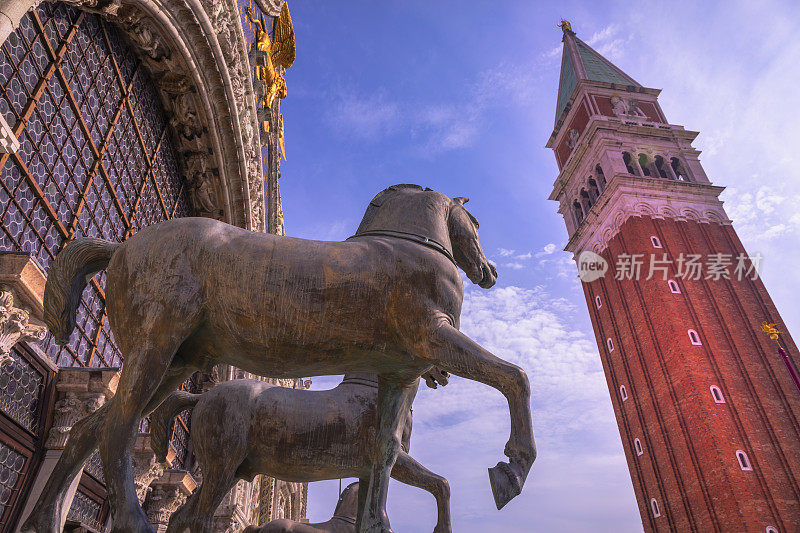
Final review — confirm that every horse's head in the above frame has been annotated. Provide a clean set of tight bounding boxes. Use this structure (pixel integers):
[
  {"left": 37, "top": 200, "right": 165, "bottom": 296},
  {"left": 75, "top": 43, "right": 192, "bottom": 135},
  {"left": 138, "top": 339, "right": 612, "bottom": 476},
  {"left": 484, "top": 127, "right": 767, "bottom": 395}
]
[
  {"left": 355, "top": 184, "right": 497, "bottom": 288},
  {"left": 448, "top": 197, "right": 497, "bottom": 288},
  {"left": 334, "top": 481, "right": 360, "bottom": 519}
]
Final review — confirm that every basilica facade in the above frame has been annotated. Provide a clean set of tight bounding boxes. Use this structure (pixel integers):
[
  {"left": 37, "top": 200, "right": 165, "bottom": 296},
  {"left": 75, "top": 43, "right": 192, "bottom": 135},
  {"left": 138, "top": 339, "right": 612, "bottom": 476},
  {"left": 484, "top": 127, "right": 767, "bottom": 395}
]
[{"left": 0, "top": 0, "right": 304, "bottom": 530}]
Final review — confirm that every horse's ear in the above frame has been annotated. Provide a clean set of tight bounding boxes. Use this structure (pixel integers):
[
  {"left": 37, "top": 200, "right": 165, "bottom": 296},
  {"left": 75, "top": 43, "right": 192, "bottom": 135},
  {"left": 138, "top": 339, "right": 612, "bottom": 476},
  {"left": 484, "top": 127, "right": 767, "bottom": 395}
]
[{"left": 453, "top": 197, "right": 469, "bottom": 205}]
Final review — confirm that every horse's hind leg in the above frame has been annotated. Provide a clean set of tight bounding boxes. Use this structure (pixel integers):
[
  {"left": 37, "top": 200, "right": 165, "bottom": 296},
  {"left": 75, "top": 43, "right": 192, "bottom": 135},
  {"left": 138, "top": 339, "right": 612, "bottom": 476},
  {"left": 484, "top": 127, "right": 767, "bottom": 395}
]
[
  {"left": 20, "top": 361, "right": 197, "bottom": 533},
  {"left": 19, "top": 402, "right": 110, "bottom": 532},
  {"left": 100, "top": 316, "right": 201, "bottom": 532},
  {"left": 391, "top": 452, "right": 451, "bottom": 533},
  {"left": 422, "top": 324, "right": 535, "bottom": 510},
  {"left": 361, "top": 375, "right": 418, "bottom": 533},
  {"left": 172, "top": 460, "right": 241, "bottom": 532}
]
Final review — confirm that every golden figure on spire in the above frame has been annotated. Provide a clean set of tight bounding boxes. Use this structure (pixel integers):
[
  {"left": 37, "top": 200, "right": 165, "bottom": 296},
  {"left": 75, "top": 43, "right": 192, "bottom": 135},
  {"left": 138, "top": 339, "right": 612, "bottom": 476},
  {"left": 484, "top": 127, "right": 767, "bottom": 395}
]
[
  {"left": 558, "top": 19, "right": 573, "bottom": 34},
  {"left": 763, "top": 322, "right": 781, "bottom": 341},
  {"left": 246, "top": 2, "right": 295, "bottom": 108}
]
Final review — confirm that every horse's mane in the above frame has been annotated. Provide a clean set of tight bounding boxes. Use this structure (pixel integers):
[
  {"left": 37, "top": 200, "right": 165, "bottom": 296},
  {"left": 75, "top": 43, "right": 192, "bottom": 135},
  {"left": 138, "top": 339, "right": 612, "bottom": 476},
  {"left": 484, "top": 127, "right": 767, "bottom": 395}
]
[{"left": 355, "top": 184, "right": 430, "bottom": 235}]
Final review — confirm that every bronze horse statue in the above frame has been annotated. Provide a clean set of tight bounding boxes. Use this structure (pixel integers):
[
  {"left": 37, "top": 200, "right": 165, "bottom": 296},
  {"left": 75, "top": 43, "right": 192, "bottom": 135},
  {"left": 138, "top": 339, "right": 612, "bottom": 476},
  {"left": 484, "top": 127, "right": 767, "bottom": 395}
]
[
  {"left": 244, "top": 481, "right": 361, "bottom": 533},
  {"left": 151, "top": 373, "right": 451, "bottom": 532},
  {"left": 23, "top": 184, "right": 535, "bottom": 533}
]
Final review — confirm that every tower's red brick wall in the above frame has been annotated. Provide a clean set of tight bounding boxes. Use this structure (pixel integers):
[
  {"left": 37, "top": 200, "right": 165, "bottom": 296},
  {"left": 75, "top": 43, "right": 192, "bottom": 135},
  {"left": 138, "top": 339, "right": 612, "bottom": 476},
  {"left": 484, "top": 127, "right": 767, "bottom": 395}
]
[{"left": 582, "top": 215, "right": 800, "bottom": 532}]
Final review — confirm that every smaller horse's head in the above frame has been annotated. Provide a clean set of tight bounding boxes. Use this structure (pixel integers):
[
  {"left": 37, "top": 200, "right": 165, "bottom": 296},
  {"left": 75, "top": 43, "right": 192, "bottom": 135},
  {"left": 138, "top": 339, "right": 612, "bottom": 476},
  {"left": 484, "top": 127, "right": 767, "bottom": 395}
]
[
  {"left": 335, "top": 481, "right": 360, "bottom": 519},
  {"left": 448, "top": 197, "right": 497, "bottom": 289}
]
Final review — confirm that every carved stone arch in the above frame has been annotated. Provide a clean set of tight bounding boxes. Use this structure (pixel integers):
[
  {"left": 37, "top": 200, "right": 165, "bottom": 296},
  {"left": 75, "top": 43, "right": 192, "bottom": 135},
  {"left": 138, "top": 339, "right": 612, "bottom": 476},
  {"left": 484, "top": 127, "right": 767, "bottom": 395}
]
[
  {"left": 612, "top": 209, "right": 627, "bottom": 229},
  {"left": 660, "top": 205, "right": 679, "bottom": 219},
  {"left": 633, "top": 202, "right": 656, "bottom": 217},
  {"left": 682, "top": 207, "right": 702, "bottom": 221},
  {"left": 0, "top": 0, "right": 265, "bottom": 230},
  {"left": 601, "top": 226, "right": 615, "bottom": 245},
  {"left": 705, "top": 209, "right": 725, "bottom": 224}
]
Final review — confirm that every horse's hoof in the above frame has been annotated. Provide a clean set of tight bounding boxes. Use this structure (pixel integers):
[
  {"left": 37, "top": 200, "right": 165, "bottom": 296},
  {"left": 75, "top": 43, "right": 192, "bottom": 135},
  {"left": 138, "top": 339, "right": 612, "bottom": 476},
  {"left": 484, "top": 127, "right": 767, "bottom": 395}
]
[{"left": 488, "top": 461, "right": 522, "bottom": 510}]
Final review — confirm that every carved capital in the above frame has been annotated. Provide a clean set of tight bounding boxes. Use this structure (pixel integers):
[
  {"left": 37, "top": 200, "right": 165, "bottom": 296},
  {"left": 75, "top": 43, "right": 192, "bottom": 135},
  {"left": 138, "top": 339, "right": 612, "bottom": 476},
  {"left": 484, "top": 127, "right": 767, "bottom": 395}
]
[
  {"left": 45, "top": 368, "right": 119, "bottom": 449},
  {"left": 144, "top": 470, "right": 196, "bottom": 528},
  {"left": 0, "top": 288, "right": 46, "bottom": 366},
  {"left": 133, "top": 433, "right": 175, "bottom": 503}
]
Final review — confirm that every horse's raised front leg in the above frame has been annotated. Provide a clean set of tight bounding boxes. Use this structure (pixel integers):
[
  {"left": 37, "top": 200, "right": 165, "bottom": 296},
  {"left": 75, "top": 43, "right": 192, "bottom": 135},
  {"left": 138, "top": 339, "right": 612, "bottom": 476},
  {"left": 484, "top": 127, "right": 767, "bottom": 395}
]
[
  {"left": 391, "top": 451, "right": 451, "bottom": 533},
  {"left": 20, "top": 362, "right": 197, "bottom": 533},
  {"left": 360, "top": 376, "right": 418, "bottom": 533},
  {"left": 426, "top": 323, "right": 535, "bottom": 510}
]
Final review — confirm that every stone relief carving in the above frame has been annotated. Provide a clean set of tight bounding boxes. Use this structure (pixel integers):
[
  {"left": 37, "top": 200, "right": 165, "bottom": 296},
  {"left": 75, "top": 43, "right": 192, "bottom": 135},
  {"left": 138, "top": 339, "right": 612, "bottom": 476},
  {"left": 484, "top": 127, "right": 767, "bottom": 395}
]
[
  {"left": 566, "top": 128, "right": 580, "bottom": 150},
  {"left": 611, "top": 95, "right": 645, "bottom": 119},
  {"left": 184, "top": 152, "right": 221, "bottom": 218},
  {"left": 133, "top": 435, "right": 167, "bottom": 503},
  {"left": 0, "top": 288, "right": 46, "bottom": 366}
]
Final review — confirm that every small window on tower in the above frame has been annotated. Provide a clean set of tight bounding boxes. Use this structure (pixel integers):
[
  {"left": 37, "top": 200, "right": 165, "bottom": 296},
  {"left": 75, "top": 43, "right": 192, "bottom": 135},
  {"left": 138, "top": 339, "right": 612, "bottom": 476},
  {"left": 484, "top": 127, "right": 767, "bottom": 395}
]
[
  {"left": 766, "top": 526, "right": 779, "bottom": 533},
  {"left": 650, "top": 236, "right": 662, "bottom": 248},
  {"left": 688, "top": 329, "right": 702, "bottom": 345},
  {"left": 650, "top": 498, "right": 661, "bottom": 517},
  {"left": 668, "top": 280, "right": 681, "bottom": 294},
  {"left": 710, "top": 386, "right": 725, "bottom": 404},
  {"left": 620, "top": 385, "right": 628, "bottom": 401},
  {"left": 736, "top": 450, "right": 753, "bottom": 471},
  {"left": 607, "top": 338, "right": 614, "bottom": 352},
  {"left": 634, "top": 438, "right": 644, "bottom": 456},
  {"left": 595, "top": 296, "right": 602, "bottom": 309}
]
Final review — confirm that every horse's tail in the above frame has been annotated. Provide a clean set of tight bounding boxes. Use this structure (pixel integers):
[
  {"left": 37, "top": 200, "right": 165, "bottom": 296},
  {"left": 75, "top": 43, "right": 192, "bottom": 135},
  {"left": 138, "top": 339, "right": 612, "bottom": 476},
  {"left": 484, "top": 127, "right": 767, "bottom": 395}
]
[
  {"left": 150, "top": 390, "right": 201, "bottom": 463},
  {"left": 44, "top": 238, "right": 120, "bottom": 344}
]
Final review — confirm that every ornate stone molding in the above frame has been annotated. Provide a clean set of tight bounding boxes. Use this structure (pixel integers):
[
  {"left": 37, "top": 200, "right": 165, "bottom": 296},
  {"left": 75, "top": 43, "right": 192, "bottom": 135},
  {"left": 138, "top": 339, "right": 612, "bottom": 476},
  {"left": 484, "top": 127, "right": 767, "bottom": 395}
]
[
  {"left": 565, "top": 174, "right": 731, "bottom": 256},
  {"left": 133, "top": 433, "right": 177, "bottom": 503},
  {"left": 0, "top": 288, "right": 46, "bottom": 365},
  {"left": 144, "top": 470, "right": 197, "bottom": 531},
  {"left": 44, "top": 368, "right": 120, "bottom": 450},
  {"left": 2, "top": 0, "right": 265, "bottom": 231}
]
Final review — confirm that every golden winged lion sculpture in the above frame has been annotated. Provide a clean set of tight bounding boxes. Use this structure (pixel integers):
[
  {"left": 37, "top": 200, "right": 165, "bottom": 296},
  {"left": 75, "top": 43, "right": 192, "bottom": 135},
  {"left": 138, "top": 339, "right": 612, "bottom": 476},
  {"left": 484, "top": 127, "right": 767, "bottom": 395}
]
[{"left": 247, "top": 2, "right": 295, "bottom": 108}]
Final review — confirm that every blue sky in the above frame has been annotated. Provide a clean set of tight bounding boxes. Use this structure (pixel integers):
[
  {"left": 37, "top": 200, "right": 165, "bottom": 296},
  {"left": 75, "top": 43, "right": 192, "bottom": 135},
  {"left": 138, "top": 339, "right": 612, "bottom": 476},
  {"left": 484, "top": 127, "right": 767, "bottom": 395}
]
[{"left": 277, "top": 1, "right": 800, "bottom": 531}]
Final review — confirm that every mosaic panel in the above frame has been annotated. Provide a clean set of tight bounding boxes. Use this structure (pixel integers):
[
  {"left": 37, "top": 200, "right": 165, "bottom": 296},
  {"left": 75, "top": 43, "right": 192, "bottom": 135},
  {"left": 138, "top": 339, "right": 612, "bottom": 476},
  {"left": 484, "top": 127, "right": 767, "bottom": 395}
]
[
  {"left": 0, "top": 442, "right": 26, "bottom": 519},
  {"left": 0, "top": 2, "right": 191, "bottom": 369},
  {"left": 0, "top": 348, "right": 44, "bottom": 434},
  {"left": 66, "top": 489, "right": 102, "bottom": 530}
]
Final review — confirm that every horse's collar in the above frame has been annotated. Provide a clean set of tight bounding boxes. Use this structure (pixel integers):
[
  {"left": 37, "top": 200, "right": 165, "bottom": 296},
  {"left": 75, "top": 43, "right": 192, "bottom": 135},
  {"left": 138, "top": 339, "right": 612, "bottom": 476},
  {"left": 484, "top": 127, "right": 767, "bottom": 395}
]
[
  {"left": 341, "top": 375, "right": 378, "bottom": 388},
  {"left": 332, "top": 515, "right": 357, "bottom": 525},
  {"left": 347, "top": 229, "right": 456, "bottom": 266}
]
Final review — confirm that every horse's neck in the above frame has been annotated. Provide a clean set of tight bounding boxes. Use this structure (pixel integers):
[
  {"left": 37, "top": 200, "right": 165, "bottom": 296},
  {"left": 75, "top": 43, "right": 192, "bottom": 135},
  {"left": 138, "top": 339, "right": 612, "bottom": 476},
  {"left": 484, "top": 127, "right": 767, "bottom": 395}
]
[{"left": 358, "top": 194, "right": 451, "bottom": 249}]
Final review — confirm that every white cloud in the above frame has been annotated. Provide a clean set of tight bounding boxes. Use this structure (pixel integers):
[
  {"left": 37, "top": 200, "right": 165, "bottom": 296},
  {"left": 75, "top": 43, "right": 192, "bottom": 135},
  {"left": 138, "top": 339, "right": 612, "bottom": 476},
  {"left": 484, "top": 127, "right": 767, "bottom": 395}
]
[
  {"left": 498, "top": 248, "right": 515, "bottom": 257},
  {"left": 504, "top": 262, "right": 524, "bottom": 270},
  {"left": 326, "top": 92, "right": 399, "bottom": 142},
  {"left": 543, "top": 243, "right": 557, "bottom": 254}
]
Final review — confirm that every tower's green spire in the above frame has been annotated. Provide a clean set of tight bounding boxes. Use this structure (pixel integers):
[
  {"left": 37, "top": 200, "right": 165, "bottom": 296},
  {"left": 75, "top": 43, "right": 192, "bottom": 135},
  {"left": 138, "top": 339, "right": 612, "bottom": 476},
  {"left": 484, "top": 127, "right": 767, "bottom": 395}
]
[{"left": 555, "top": 22, "right": 641, "bottom": 124}]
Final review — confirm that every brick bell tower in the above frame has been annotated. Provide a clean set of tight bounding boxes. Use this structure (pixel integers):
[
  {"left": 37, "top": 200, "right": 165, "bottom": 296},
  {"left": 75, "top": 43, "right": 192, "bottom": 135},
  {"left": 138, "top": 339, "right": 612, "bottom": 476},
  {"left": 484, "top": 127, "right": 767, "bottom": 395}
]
[{"left": 546, "top": 21, "right": 800, "bottom": 532}]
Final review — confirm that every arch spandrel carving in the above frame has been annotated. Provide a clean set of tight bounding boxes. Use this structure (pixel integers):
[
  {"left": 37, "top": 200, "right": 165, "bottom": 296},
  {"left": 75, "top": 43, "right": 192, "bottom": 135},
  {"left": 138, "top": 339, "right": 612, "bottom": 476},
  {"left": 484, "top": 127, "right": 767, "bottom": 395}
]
[{"left": 0, "top": 0, "right": 265, "bottom": 231}]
